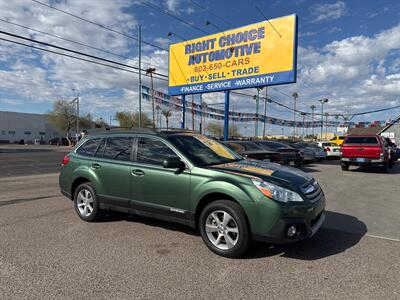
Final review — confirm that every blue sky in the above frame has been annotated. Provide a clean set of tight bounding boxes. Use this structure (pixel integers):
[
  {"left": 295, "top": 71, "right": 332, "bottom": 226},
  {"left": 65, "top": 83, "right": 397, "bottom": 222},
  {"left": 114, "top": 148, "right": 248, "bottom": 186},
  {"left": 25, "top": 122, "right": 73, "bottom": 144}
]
[{"left": 0, "top": 0, "right": 400, "bottom": 135}]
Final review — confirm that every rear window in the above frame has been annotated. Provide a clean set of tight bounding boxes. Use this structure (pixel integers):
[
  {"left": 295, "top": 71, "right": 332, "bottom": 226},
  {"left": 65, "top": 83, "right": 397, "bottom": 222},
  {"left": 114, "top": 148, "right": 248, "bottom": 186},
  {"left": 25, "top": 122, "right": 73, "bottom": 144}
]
[
  {"left": 322, "top": 143, "right": 333, "bottom": 147},
  {"left": 76, "top": 138, "right": 101, "bottom": 156},
  {"left": 225, "top": 142, "right": 245, "bottom": 152},
  {"left": 236, "top": 142, "right": 262, "bottom": 151},
  {"left": 344, "top": 137, "right": 378, "bottom": 144}
]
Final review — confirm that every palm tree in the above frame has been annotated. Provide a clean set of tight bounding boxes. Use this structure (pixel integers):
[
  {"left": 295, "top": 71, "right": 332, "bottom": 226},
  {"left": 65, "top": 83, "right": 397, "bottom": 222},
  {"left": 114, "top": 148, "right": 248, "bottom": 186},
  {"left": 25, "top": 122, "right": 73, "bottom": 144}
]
[{"left": 162, "top": 109, "right": 172, "bottom": 130}]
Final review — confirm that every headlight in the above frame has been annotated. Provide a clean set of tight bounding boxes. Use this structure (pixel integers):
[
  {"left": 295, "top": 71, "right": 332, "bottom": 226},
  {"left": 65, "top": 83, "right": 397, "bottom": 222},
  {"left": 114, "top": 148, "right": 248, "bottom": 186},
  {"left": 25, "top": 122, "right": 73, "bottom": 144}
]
[{"left": 251, "top": 178, "right": 304, "bottom": 203}]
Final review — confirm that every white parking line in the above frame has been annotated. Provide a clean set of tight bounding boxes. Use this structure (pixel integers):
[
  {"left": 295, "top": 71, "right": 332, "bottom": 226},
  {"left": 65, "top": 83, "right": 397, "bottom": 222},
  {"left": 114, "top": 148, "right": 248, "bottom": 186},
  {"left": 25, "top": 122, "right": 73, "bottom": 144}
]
[{"left": 366, "top": 234, "right": 400, "bottom": 242}]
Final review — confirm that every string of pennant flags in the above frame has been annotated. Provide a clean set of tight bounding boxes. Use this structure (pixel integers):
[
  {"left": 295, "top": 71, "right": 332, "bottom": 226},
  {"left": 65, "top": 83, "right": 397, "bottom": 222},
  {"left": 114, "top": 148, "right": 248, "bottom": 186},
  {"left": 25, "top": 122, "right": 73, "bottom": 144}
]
[{"left": 141, "top": 86, "right": 392, "bottom": 128}]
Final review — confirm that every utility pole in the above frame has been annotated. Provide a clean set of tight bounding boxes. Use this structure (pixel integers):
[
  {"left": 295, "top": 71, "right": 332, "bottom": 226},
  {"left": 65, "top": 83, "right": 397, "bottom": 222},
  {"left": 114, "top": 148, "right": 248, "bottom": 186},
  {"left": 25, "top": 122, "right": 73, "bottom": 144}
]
[
  {"left": 292, "top": 92, "right": 298, "bottom": 137},
  {"left": 146, "top": 67, "right": 156, "bottom": 128},
  {"left": 138, "top": 25, "right": 142, "bottom": 128},
  {"left": 263, "top": 87, "right": 268, "bottom": 138},
  {"left": 310, "top": 104, "right": 316, "bottom": 139},
  {"left": 191, "top": 94, "right": 195, "bottom": 131},
  {"left": 319, "top": 98, "right": 328, "bottom": 140}
]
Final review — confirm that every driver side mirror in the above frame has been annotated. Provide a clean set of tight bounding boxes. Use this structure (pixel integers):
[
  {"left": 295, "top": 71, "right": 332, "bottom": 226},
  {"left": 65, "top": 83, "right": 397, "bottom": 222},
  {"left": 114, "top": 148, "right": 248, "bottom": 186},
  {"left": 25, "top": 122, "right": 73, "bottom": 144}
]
[{"left": 163, "top": 157, "right": 186, "bottom": 169}]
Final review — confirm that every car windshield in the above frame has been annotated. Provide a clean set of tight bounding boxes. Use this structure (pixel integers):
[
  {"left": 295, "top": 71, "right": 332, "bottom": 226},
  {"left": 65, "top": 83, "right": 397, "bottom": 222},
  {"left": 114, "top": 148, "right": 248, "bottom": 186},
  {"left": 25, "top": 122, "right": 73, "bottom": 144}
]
[
  {"left": 344, "top": 136, "right": 378, "bottom": 144},
  {"left": 167, "top": 134, "right": 242, "bottom": 166}
]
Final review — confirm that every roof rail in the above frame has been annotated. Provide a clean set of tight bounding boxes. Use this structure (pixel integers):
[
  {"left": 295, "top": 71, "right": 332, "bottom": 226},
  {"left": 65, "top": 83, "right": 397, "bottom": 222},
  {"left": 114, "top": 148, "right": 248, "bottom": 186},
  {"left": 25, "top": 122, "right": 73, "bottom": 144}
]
[{"left": 86, "top": 127, "right": 157, "bottom": 135}]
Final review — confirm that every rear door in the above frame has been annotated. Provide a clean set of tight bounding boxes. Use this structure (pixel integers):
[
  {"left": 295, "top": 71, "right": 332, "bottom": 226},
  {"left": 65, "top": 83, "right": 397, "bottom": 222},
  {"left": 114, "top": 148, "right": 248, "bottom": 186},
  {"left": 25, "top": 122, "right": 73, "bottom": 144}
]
[
  {"left": 129, "top": 136, "right": 191, "bottom": 216},
  {"left": 93, "top": 136, "right": 134, "bottom": 208}
]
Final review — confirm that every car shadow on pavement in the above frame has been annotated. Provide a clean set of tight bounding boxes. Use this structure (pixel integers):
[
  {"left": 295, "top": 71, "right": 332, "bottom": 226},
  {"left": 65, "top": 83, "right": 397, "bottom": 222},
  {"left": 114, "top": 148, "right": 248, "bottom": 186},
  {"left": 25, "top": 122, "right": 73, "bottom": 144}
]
[
  {"left": 299, "top": 164, "right": 321, "bottom": 173},
  {"left": 99, "top": 211, "right": 199, "bottom": 236},
  {"left": 349, "top": 164, "right": 400, "bottom": 174},
  {"left": 244, "top": 210, "right": 367, "bottom": 260}
]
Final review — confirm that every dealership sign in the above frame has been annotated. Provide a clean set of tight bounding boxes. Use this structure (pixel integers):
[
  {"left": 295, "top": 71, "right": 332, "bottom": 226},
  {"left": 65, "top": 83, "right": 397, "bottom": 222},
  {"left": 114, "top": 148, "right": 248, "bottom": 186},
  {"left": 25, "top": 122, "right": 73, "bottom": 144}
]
[{"left": 168, "top": 14, "right": 298, "bottom": 95}]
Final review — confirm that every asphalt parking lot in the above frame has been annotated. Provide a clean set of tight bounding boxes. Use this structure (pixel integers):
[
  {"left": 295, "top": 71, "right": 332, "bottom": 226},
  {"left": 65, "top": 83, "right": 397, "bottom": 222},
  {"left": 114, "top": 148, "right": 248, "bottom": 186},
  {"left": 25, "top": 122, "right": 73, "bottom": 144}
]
[{"left": 0, "top": 146, "right": 399, "bottom": 299}]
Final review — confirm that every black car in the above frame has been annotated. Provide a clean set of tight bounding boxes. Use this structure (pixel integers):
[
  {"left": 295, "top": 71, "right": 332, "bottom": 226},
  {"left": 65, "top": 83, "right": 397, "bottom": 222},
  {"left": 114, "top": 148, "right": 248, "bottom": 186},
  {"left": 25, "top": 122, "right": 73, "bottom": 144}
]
[
  {"left": 222, "top": 141, "right": 280, "bottom": 162},
  {"left": 253, "top": 140, "right": 303, "bottom": 166}
]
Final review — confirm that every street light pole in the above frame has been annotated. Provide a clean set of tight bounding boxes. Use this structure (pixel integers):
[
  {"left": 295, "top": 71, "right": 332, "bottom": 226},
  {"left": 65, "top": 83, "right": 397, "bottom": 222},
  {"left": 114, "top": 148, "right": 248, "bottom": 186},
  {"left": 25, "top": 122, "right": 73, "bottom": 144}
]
[
  {"left": 319, "top": 98, "right": 329, "bottom": 140},
  {"left": 325, "top": 113, "right": 329, "bottom": 140},
  {"left": 292, "top": 92, "right": 298, "bottom": 137},
  {"left": 263, "top": 87, "right": 268, "bottom": 138},
  {"left": 310, "top": 104, "right": 316, "bottom": 139},
  {"left": 301, "top": 112, "right": 306, "bottom": 138},
  {"left": 138, "top": 25, "right": 142, "bottom": 128},
  {"left": 146, "top": 67, "right": 156, "bottom": 128},
  {"left": 254, "top": 87, "right": 264, "bottom": 138},
  {"left": 70, "top": 90, "right": 79, "bottom": 139}
]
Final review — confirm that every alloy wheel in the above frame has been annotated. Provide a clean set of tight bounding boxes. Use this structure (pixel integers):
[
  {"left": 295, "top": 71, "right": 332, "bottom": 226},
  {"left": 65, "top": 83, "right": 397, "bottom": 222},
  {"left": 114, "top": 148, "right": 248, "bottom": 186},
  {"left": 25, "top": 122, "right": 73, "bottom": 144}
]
[
  {"left": 205, "top": 210, "right": 239, "bottom": 250},
  {"left": 76, "top": 189, "right": 94, "bottom": 217}
]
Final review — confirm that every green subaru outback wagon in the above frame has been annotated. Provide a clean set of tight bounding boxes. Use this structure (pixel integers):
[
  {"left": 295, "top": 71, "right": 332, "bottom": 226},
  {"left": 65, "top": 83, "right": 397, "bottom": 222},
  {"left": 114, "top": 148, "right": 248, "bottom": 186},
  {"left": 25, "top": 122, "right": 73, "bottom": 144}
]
[{"left": 59, "top": 129, "right": 325, "bottom": 257}]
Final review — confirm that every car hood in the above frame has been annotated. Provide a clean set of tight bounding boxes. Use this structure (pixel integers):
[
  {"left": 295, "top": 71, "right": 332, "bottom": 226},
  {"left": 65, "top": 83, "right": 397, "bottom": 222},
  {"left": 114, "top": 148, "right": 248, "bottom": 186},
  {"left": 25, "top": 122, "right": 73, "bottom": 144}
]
[{"left": 208, "top": 159, "right": 313, "bottom": 188}]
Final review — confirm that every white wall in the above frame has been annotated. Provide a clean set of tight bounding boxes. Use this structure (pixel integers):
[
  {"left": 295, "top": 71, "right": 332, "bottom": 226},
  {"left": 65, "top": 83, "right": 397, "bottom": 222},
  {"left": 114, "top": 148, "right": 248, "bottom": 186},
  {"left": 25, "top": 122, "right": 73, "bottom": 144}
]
[{"left": 0, "top": 111, "right": 60, "bottom": 143}]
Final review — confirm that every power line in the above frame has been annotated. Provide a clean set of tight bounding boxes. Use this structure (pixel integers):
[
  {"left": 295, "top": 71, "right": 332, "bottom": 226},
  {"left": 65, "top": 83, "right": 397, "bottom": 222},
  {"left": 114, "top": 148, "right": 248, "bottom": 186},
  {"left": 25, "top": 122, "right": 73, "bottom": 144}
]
[
  {"left": 0, "top": 30, "right": 168, "bottom": 79},
  {"left": 137, "top": 0, "right": 210, "bottom": 35},
  {"left": 254, "top": 5, "right": 282, "bottom": 37},
  {"left": 0, "top": 17, "right": 167, "bottom": 72},
  {"left": 31, "top": 0, "right": 168, "bottom": 51},
  {"left": 0, "top": 37, "right": 168, "bottom": 82},
  {"left": 188, "top": 0, "right": 235, "bottom": 27}
]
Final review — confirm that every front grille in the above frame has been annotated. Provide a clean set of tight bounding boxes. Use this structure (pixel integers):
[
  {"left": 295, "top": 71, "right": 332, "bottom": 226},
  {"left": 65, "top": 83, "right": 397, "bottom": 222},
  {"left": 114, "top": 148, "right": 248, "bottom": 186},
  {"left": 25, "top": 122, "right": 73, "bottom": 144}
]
[{"left": 304, "top": 183, "right": 323, "bottom": 203}]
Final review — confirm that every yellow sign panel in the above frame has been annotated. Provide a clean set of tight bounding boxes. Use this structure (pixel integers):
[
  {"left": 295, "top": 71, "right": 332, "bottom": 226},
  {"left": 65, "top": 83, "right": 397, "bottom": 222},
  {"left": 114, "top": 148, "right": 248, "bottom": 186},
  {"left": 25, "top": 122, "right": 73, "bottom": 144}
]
[{"left": 168, "top": 14, "right": 297, "bottom": 95}]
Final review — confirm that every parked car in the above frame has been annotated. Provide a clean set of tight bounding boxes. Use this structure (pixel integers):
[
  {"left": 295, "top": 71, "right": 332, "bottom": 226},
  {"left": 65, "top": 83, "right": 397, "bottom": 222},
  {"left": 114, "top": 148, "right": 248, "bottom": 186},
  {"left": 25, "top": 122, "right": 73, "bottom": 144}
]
[
  {"left": 252, "top": 140, "right": 303, "bottom": 166},
  {"left": 222, "top": 141, "right": 280, "bottom": 162},
  {"left": 340, "top": 135, "right": 395, "bottom": 172},
  {"left": 288, "top": 143, "right": 315, "bottom": 162},
  {"left": 292, "top": 142, "right": 327, "bottom": 161},
  {"left": 59, "top": 129, "right": 325, "bottom": 258},
  {"left": 330, "top": 135, "right": 346, "bottom": 146},
  {"left": 314, "top": 141, "right": 341, "bottom": 159}
]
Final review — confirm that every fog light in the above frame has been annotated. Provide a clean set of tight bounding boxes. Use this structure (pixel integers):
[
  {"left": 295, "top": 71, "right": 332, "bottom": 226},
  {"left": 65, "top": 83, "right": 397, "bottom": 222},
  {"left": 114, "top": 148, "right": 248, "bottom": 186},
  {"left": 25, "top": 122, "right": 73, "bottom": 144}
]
[{"left": 287, "top": 225, "right": 297, "bottom": 238}]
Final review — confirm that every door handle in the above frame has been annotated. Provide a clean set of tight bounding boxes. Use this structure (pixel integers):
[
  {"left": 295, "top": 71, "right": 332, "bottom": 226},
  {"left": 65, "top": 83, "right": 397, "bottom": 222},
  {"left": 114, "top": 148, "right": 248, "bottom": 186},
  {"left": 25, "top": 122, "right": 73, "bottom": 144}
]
[
  {"left": 131, "top": 169, "right": 145, "bottom": 177},
  {"left": 91, "top": 163, "right": 101, "bottom": 170}
]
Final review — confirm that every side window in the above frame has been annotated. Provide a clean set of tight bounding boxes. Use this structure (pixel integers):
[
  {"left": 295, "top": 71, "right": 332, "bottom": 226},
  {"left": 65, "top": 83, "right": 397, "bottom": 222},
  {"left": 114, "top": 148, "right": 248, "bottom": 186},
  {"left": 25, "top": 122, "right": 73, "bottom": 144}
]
[
  {"left": 95, "top": 139, "right": 106, "bottom": 157},
  {"left": 76, "top": 138, "right": 101, "bottom": 156},
  {"left": 102, "top": 137, "right": 133, "bottom": 161},
  {"left": 137, "top": 137, "right": 179, "bottom": 165}
]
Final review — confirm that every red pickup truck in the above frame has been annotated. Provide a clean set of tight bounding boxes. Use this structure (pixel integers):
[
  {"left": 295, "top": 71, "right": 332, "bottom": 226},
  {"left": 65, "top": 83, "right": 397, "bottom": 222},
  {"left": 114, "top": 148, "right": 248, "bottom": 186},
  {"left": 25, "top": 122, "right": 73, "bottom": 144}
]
[{"left": 340, "top": 135, "right": 395, "bottom": 172}]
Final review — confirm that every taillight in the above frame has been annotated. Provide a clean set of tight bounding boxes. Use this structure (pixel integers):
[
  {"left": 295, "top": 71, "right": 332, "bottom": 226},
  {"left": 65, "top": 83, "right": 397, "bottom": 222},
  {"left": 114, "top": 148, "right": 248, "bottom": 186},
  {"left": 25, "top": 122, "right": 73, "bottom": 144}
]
[
  {"left": 326, "top": 147, "right": 331, "bottom": 152},
  {"left": 61, "top": 155, "right": 70, "bottom": 166}
]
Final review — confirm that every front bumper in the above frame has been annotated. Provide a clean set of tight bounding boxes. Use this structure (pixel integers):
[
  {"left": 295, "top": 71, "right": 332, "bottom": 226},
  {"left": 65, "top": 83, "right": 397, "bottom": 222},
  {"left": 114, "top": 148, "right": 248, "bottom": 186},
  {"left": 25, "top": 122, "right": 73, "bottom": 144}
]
[{"left": 251, "top": 196, "right": 326, "bottom": 244}]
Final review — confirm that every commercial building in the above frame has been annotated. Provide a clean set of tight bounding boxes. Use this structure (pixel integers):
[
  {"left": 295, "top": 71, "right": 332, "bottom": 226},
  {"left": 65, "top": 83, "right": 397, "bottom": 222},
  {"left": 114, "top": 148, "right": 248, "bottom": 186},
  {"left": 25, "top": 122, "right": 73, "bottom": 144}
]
[{"left": 0, "top": 111, "right": 60, "bottom": 144}]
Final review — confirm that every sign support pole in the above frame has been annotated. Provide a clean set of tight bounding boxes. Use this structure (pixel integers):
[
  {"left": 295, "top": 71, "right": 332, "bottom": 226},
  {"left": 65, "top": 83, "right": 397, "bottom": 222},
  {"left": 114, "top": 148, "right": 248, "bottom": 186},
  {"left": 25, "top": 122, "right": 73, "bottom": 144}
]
[
  {"left": 181, "top": 94, "right": 186, "bottom": 129},
  {"left": 138, "top": 25, "right": 142, "bottom": 128},
  {"left": 223, "top": 90, "right": 230, "bottom": 141}
]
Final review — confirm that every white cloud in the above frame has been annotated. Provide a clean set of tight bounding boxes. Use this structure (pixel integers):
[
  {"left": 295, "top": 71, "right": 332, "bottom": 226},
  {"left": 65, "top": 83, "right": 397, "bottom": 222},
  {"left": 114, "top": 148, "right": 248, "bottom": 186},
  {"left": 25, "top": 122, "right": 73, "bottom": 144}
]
[{"left": 310, "top": 1, "right": 347, "bottom": 23}]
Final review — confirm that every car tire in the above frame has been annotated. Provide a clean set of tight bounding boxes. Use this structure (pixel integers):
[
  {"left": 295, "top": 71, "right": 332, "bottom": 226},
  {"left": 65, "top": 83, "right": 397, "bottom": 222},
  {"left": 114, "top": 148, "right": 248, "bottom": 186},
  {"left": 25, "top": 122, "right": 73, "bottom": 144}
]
[
  {"left": 341, "top": 163, "right": 349, "bottom": 171},
  {"left": 199, "top": 200, "right": 250, "bottom": 258},
  {"left": 382, "top": 161, "right": 389, "bottom": 173},
  {"left": 73, "top": 182, "right": 102, "bottom": 222},
  {"left": 388, "top": 159, "right": 394, "bottom": 168}
]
